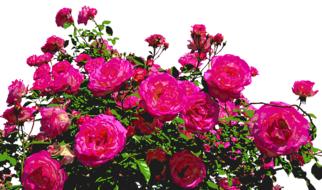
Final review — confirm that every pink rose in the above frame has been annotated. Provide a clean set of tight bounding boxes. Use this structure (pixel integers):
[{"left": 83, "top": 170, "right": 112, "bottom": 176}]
[
  {"left": 22, "top": 151, "right": 67, "bottom": 190},
  {"left": 178, "top": 53, "right": 199, "bottom": 68},
  {"left": 51, "top": 61, "right": 84, "bottom": 94},
  {"left": 292, "top": 80, "right": 318, "bottom": 100},
  {"left": 27, "top": 53, "right": 53, "bottom": 67},
  {"left": 78, "top": 6, "right": 97, "bottom": 25},
  {"left": 41, "top": 35, "right": 65, "bottom": 54},
  {"left": 180, "top": 80, "right": 201, "bottom": 97},
  {"left": 170, "top": 150, "right": 206, "bottom": 189},
  {"left": 40, "top": 107, "right": 71, "bottom": 138},
  {"left": 139, "top": 73, "right": 186, "bottom": 118},
  {"left": 114, "top": 94, "right": 140, "bottom": 109},
  {"left": 2, "top": 106, "right": 36, "bottom": 125},
  {"left": 55, "top": 8, "right": 74, "bottom": 28},
  {"left": 252, "top": 102, "right": 310, "bottom": 157},
  {"left": 88, "top": 58, "right": 134, "bottom": 96},
  {"left": 133, "top": 67, "right": 147, "bottom": 82},
  {"left": 74, "top": 114, "right": 127, "bottom": 167},
  {"left": 132, "top": 113, "right": 163, "bottom": 134},
  {"left": 145, "top": 34, "right": 169, "bottom": 49},
  {"left": 250, "top": 66, "right": 259, "bottom": 77},
  {"left": 204, "top": 54, "right": 252, "bottom": 101},
  {"left": 213, "top": 33, "right": 224, "bottom": 44},
  {"left": 75, "top": 53, "right": 91, "bottom": 66},
  {"left": 84, "top": 57, "right": 105, "bottom": 73},
  {"left": 218, "top": 178, "right": 241, "bottom": 190},
  {"left": 180, "top": 92, "right": 219, "bottom": 132},
  {"left": 191, "top": 24, "right": 207, "bottom": 36},
  {"left": 32, "top": 64, "right": 52, "bottom": 93},
  {"left": 6, "top": 80, "right": 27, "bottom": 106},
  {"left": 2, "top": 124, "right": 17, "bottom": 137}
]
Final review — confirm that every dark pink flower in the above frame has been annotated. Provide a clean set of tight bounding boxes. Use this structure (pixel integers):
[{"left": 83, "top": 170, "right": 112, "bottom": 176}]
[
  {"left": 132, "top": 113, "right": 163, "bottom": 134},
  {"left": 74, "top": 114, "right": 127, "bottom": 167},
  {"left": 78, "top": 6, "right": 97, "bottom": 25},
  {"left": 55, "top": 8, "right": 74, "bottom": 28},
  {"left": 146, "top": 148, "right": 168, "bottom": 181},
  {"left": 292, "top": 80, "right": 318, "bottom": 101},
  {"left": 250, "top": 66, "right": 259, "bottom": 77},
  {"left": 6, "top": 80, "right": 27, "bottom": 106},
  {"left": 170, "top": 150, "right": 206, "bottom": 189},
  {"left": 88, "top": 58, "right": 134, "bottom": 96},
  {"left": 32, "top": 64, "right": 52, "bottom": 93},
  {"left": 40, "top": 107, "right": 71, "bottom": 138},
  {"left": 75, "top": 53, "right": 91, "bottom": 66},
  {"left": 145, "top": 34, "right": 168, "bottom": 49},
  {"left": 41, "top": 35, "right": 65, "bottom": 54},
  {"left": 180, "top": 80, "right": 201, "bottom": 97},
  {"left": 139, "top": 73, "right": 186, "bottom": 118},
  {"left": 252, "top": 102, "right": 310, "bottom": 157},
  {"left": 2, "top": 124, "right": 17, "bottom": 137},
  {"left": 218, "top": 178, "right": 241, "bottom": 190},
  {"left": 213, "top": 33, "right": 224, "bottom": 44},
  {"left": 191, "top": 24, "right": 207, "bottom": 36},
  {"left": 84, "top": 57, "right": 105, "bottom": 73},
  {"left": 22, "top": 151, "right": 67, "bottom": 190},
  {"left": 178, "top": 53, "right": 199, "bottom": 68},
  {"left": 204, "top": 54, "right": 252, "bottom": 101},
  {"left": 2, "top": 106, "right": 36, "bottom": 125},
  {"left": 181, "top": 92, "right": 219, "bottom": 132},
  {"left": 27, "top": 53, "right": 53, "bottom": 67},
  {"left": 133, "top": 67, "right": 147, "bottom": 82},
  {"left": 115, "top": 95, "right": 140, "bottom": 109}
]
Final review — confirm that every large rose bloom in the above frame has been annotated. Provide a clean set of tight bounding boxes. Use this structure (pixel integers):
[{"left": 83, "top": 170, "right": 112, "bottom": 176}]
[
  {"left": 22, "top": 151, "right": 67, "bottom": 190},
  {"left": 6, "top": 80, "right": 27, "bottom": 106},
  {"left": 180, "top": 92, "right": 219, "bottom": 132},
  {"left": 40, "top": 107, "right": 71, "bottom": 138},
  {"left": 252, "top": 102, "right": 310, "bottom": 157},
  {"left": 74, "top": 114, "right": 127, "bottom": 167},
  {"left": 88, "top": 58, "right": 134, "bottom": 96},
  {"left": 139, "top": 73, "right": 186, "bottom": 118},
  {"left": 170, "top": 150, "right": 206, "bottom": 189},
  {"left": 204, "top": 54, "right": 251, "bottom": 101}
]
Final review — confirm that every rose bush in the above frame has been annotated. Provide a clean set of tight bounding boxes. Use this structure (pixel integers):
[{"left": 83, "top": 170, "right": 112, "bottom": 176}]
[{"left": 0, "top": 6, "right": 321, "bottom": 190}]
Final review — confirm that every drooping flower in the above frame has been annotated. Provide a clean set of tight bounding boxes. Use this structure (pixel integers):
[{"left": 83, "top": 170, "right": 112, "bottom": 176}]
[
  {"left": 88, "top": 57, "right": 134, "bottom": 96},
  {"left": 55, "top": 8, "right": 74, "bottom": 28},
  {"left": 74, "top": 114, "right": 127, "bottom": 167},
  {"left": 169, "top": 150, "right": 206, "bottom": 189},
  {"left": 6, "top": 80, "right": 27, "bottom": 106},
  {"left": 252, "top": 102, "right": 310, "bottom": 157},
  {"left": 27, "top": 53, "right": 53, "bottom": 67},
  {"left": 41, "top": 35, "right": 65, "bottom": 54},
  {"left": 40, "top": 107, "right": 71, "bottom": 138},
  {"left": 139, "top": 73, "right": 186, "bottom": 118},
  {"left": 292, "top": 80, "right": 318, "bottom": 101},
  {"left": 178, "top": 53, "right": 199, "bottom": 68},
  {"left": 22, "top": 151, "right": 67, "bottom": 190},
  {"left": 204, "top": 54, "right": 252, "bottom": 101},
  {"left": 78, "top": 6, "right": 97, "bottom": 25},
  {"left": 180, "top": 92, "right": 219, "bottom": 132},
  {"left": 145, "top": 34, "right": 169, "bottom": 49}
]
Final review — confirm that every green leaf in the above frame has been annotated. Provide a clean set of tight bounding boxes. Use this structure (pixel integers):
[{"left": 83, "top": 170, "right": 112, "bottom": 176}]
[
  {"left": 102, "top": 20, "right": 111, "bottom": 25},
  {"left": 63, "top": 22, "right": 72, "bottom": 29},
  {"left": 311, "top": 162, "right": 322, "bottom": 180},
  {"left": 206, "top": 180, "right": 219, "bottom": 189},
  {"left": 0, "top": 152, "right": 17, "bottom": 166},
  {"left": 105, "top": 26, "right": 113, "bottom": 36},
  {"left": 135, "top": 159, "right": 151, "bottom": 183},
  {"left": 308, "top": 113, "right": 317, "bottom": 119}
]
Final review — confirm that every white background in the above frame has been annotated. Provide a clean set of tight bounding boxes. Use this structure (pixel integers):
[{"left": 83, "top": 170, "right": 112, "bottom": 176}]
[{"left": 0, "top": 0, "right": 321, "bottom": 189}]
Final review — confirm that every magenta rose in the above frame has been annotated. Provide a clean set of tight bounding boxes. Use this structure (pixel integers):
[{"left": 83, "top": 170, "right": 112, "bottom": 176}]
[
  {"left": 218, "top": 178, "right": 241, "bottom": 190},
  {"left": 2, "top": 124, "right": 17, "bottom": 137},
  {"left": 139, "top": 73, "right": 186, "bottom": 118},
  {"left": 32, "top": 64, "right": 52, "bottom": 93},
  {"left": 84, "top": 57, "right": 105, "bottom": 73},
  {"left": 75, "top": 53, "right": 91, "bottom": 66},
  {"left": 178, "top": 53, "right": 199, "bottom": 68},
  {"left": 74, "top": 114, "right": 127, "bottom": 167},
  {"left": 2, "top": 106, "right": 36, "bottom": 125},
  {"left": 51, "top": 61, "right": 84, "bottom": 94},
  {"left": 78, "top": 6, "right": 97, "bottom": 25},
  {"left": 292, "top": 80, "right": 318, "bottom": 101},
  {"left": 55, "top": 8, "right": 74, "bottom": 28},
  {"left": 145, "top": 34, "right": 169, "bottom": 49},
  {"left": 170, "top": 150, "right": 206, "bottom": 189},
  {"left": 22, "top": 151, "right": 67, "bottom": 190},
  {"left": 252, "top": 102, "right": 310, "bottom": 157},
  {"left": 180, "top": 92, "right": 219, "bottom": 132},
  {"left": 40, "top": 107, "right": 71, "bottom": 138},
  {"left": 6, "top": 80, "right": 27, "bottom": 106},
  {"left": 27, "top": 53, "right": 53, "bottom": 67},
  {"left": 41, "top": 35, "right": 65, "bottom": 54},
  {"left": 180, "top": 80, "right": 201, "bottom": 97},
  {"left": 204, "top": 54, "right": 252, "bottom": 101},
  {"left": 88, "top": 57, "right": 134, "bottom": 96},
  {"left": 213, "top": 33, "right": 224, "bottom": 44}
]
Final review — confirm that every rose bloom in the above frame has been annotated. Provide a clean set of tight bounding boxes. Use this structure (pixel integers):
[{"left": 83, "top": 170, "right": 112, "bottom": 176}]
[
  {"left": 22, "top": 151, "right": 67, "bottom": 190},
  {"left": 213, "top": 33, "right": 224, "bottom": 44},
  {"left": 145, "top": 34, "right": 169, "bottom": 49},
  {"left": 178, "top": 53, "right": 199, "bottom": 68},
  {"left": 204, "top": 54, "right": 252, "bottom": 101},
  {"left": 74, "top": 114, "right": 127, "bottom": 167},
  {"left": 75, "top": 53, "right": 91, "bottom": 66},
  {"left": 88, "top": 57, "right": 134, "bottom": 96},
  {"left": 132, "top": 113, "right": 163, "bottom": 134},
  {"left": 2, "top": 124, "right": 17, "bottom": 137},
  {"left": 250, "top": 66, "right": 259, "bottom": 77},
  {"left": 218, "top": 178, "right": 241, "bottom": 190},
  {"left": 78, "top": 6, "right": 97, "bottom": 25},
  {"left": 146, "top": 148, "right": 168, "bottom": 181},
  {"left": 113, "top": 94, "right": 140, "bottom": 109},
  {"left": 51, "top": 61, "right": 84, "bottom": 94},
  {"left": 32, "top": 64, "right": 52, "bottom": 93},
  {"left": 292, "top": 80, "right": 318, "bottom": 100},
  {"left": 41, "top": 35, "right": 65, "bottom": 54},
  {"left": 6, "top": 80, "right": 27, "bottom": 106},
  {"left": 180, "top": 80, "right": 201, "bottom": 97},
  {"left": 55, "top": 8, "right": 74, "bottom": 28},
  {"left": 180, "top": 92, "right": 219, "bottom": 132},
  {"left": 40, "top": 107, "right": 71, "bottom": 138},
  {"left": 2, "top": 106, "right": 36, "bottom": 125},
  {"left": 169, "top": 150, "right": 206, "bottom": 189},
  {"left": 252, "top": 102, "right": 310, "bottom": 157},
  {"left": 191, "top": 24, "right": 207, "bottom": 36},
  {"left": 139, "top": 73, "right": 186, "bottom": 118},
  {"left": 27, "top": 53, "right": 53, "bottom": 67},
  {"left": 133, "top": 67, "right": 147, "bottom": 82},
  {"left": 84, "top": 57, "right": 105, "bottom": 73}
]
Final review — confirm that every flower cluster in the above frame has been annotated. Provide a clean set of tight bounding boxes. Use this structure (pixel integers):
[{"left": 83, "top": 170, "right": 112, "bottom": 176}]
[{"left": 0, "top": 6, "right": 320, "bottom": 190}]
